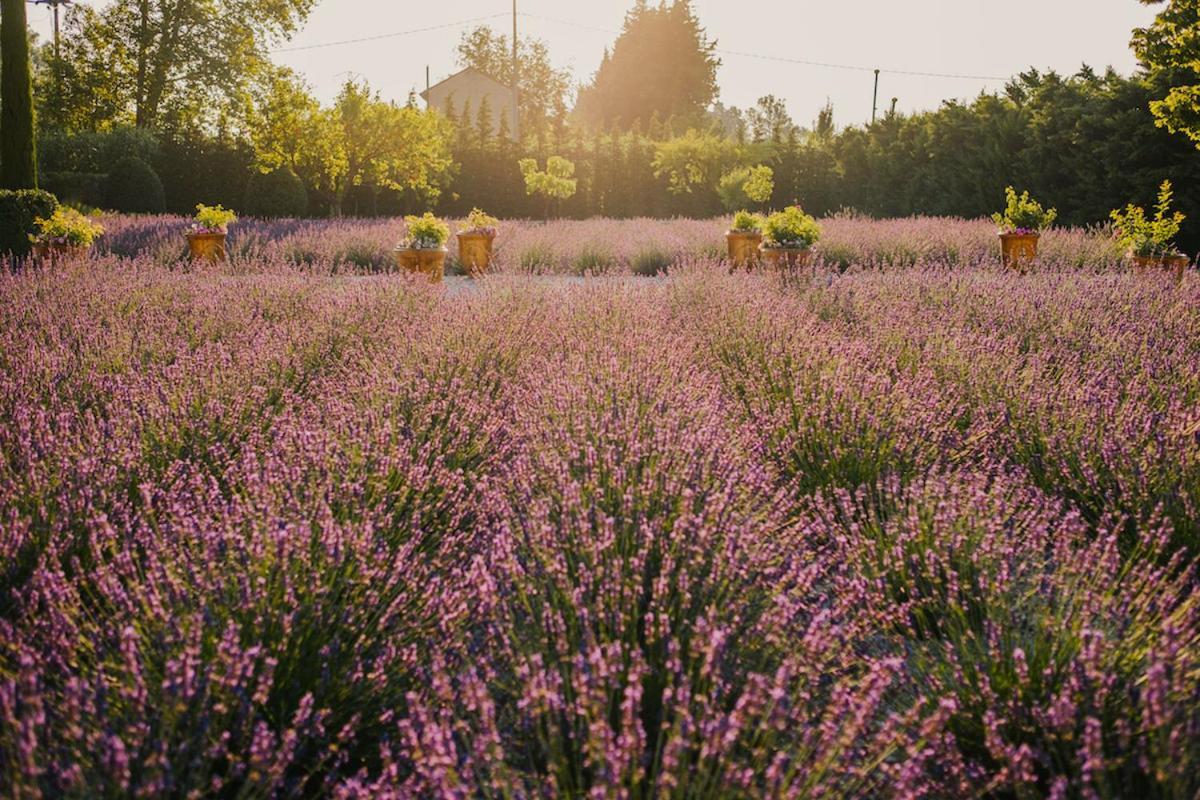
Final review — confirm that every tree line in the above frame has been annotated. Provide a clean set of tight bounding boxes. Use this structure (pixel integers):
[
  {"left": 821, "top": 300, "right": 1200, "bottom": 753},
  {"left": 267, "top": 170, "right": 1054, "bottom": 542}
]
[{"left": 5, "top": 0, "right": 1200, "bottom": 248}]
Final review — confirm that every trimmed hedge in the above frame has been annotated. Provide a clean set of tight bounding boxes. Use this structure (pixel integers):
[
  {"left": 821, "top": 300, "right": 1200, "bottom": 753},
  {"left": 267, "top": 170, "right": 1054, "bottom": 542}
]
[
  {"left": 244, "top": 167, "right": 308, "bottom": 218},
  {"left": 41, "top": 172, "right": 107, "bottom": 209},
  {"left": 0, "top": 189, "right": 58, "bottom": 258},
  {"left": 105, "top": 157, "right": 166, "bottom": 213}
]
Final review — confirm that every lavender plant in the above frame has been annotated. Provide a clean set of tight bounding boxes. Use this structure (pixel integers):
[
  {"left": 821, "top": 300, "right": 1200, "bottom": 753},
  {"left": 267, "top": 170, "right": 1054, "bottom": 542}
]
[{"left": 1, "top": 228, "right": 1197, "bottom": 798}]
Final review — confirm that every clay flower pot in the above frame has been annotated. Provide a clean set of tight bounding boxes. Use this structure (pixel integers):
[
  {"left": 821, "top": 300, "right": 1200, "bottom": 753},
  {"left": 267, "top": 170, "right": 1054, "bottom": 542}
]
[
  {"left": 1132, "top": 253, "right": 1190, "bottom": 283},
  {"left": 760, "top": 245, "right": 812, "bottom": 271},
  {"left": 456, "top": 232, "right": 495, "bottom": 274},
  {"left": 395, "top": 247, "right": 447, "bottom": 283},
  {"left": 187, "top": 232, "right": 227, "bottom": 262},
  {"left": 32, "top": 242, "right": 88, "bottom": 262},
  {"left": 726, "top": 231, "right": 763, "bottom": 269},
  {"left": 999, "top": 233, "right": 1039, "bottom": 272}
]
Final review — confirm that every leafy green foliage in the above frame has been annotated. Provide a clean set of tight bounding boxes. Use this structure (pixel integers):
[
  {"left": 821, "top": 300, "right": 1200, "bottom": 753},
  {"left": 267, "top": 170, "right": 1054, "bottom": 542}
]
[
  {"left": 247, "top": 68, "right": 341, "bottom": 198},
  {"left": 39, "top": 126, "right": 160, "bottom": 174},
  {"left": 1111, "top": 179, "right": 1187, "bottom": 257},
  {"left": 460, "top": 208, "right": 499, "bottom": 235},
  {"left": 244, "top": 167, "right": 308, "bottom": 218},
  {"left": 762, "top": 206, "right": 821, "bottom": 248},
  {"left": 39, "top": 173, "right": 107, "bottom": 209},
  {"left": 730, "top": 210, "right": 764, "bottom": 233},
  {"left": 41, "top": 0, "right": 316, "bottom": 131},
  {"left": 31, "top": 207, "right": 104, "bottom": 247},
  {"left": 330, "top": 80, "right": 455, "bottom": 215},
  {"left": 400, "top": 213, "right": 450, "bottom": 249},
  {"left": 652, "top": 130, "right": 740, "bottom": 196},
  {"left": 1134, "top": 0, "right": 1200, "bottom": 148},
  {"left": 991, "top": 187, "right": 1057, "bottom": 233},
  {"left": 519, "top": 156, "right": 577, "bottom": 219},
  {"left": 717, "top": 164, "right": 774, "bottom": 211},
  {"left": 0, "top": 189, "right": 58, "bottom": 256},
  {"left": 192, "top": 204, "right": 237, "bottom": 233},
  {"left": 105, "top": 157, "right": 166, "bottom": 214}
]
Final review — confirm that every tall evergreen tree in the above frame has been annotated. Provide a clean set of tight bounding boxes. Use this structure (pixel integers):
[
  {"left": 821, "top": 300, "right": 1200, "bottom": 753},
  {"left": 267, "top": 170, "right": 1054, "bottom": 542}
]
[
  {"left": 1, "top": 0, "right": 38, "bottom": 188},
  {"left": 575, "top": 0, "right": 719, "bottom": 131}
]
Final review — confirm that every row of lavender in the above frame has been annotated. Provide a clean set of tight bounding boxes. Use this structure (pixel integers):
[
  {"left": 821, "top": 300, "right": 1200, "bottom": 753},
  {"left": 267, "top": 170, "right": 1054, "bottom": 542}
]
[
  {"left": 2, "top": 260, "right": 1198, "bottom": 797},
  {"left": 92, "top": 213, "right": 1131, "bottom": 273}
]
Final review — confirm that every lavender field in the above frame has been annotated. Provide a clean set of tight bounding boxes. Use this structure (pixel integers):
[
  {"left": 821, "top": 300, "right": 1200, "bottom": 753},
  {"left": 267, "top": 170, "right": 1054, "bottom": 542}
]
[
  {"left": 93, "top": 213, "right": 1129, "bottom": 275},
  {"left": 2, "top": 218, "right": 1199, "bottom": 798}
]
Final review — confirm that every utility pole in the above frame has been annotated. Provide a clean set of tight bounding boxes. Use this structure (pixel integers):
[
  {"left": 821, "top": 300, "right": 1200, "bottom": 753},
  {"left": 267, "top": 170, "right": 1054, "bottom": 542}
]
[
  {"left": 29, "top": 0, "right": 70, "bottom": 60},
  {"left": 871, "top": 68, "right": 880, "bottom": 124},
  {"left": 512, "top": 0, "right": 520, "bottom": 141}
]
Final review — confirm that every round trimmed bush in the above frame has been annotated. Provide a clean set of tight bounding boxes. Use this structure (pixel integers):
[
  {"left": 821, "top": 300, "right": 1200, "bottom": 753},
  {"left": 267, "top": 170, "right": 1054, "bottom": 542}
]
[
  {"left": 0, "top": 189, "right": 59, "bottom": 258},
  {"left": 105, "top": 157, "right": 165, "bottom": 213},
  {"left": 243, "top": 167, "right": 308, "bottom": 218}
]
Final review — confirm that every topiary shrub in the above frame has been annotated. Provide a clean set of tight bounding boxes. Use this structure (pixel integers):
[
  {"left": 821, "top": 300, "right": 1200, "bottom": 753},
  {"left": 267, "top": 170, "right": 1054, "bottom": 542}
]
[
  {"left": 243, "top": 167, "right": 307, "bottom": 218},
  {"left": 105, "top": 157, "right": 166, "bottom": 213},
  {"left": 41, "top": 172, "right": 107, "bottom": 208},
  {"left": 0, "top": 189, "right": 59, "bottom": 258}
]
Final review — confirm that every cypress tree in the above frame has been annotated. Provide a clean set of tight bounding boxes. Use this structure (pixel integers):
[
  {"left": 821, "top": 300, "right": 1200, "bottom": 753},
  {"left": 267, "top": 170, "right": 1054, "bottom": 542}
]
[{"left": 1, "top": 0, "right": 38, "bottom": 189}]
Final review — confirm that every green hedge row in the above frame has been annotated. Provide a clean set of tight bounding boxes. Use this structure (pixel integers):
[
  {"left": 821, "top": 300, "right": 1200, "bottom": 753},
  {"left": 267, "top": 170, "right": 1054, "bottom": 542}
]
[{"left": 0, "top": 189, "right": 58, "bottom": 259}]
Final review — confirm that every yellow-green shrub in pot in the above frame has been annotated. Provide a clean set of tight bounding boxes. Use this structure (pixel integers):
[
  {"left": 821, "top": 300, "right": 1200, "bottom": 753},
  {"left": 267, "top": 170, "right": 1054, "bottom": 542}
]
[
  {"left": 187, "top": 204, "right": 237, "bottom": 262},
  {"left": 759, "top": 206, "right": 821, "bottom": 270},
  {"left": 1111, "top": 180, "right": 1190, "bottom": 283},
  {"left": 30, "top": 207, "right": 104, "bottom": 262},
  {"left": 726, "top": 210, "right": 764, "bottom": 269},
  {"left": 395, "top": 213, "right": 450, "bottom": 282},
  {"left": 992, "top": 187, "right": 1056, "bottom": 272},
  {"left": 456, "top": 208, "right": 499, "bottom": 275}
]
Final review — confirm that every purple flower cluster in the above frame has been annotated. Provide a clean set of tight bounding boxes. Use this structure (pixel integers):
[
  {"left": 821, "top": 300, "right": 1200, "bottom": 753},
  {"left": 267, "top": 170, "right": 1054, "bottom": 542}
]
[
  {"left": 85, "top": 213, "right": 1128, "bottom": 274},
  {"left": 1, "top": 250, "right": 1197, "bottom": 797}
]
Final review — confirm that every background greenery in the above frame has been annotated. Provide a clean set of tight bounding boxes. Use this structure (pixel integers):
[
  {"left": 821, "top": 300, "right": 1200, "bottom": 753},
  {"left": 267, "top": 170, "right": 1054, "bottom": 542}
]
[{"left": 5, "top": 0, "right": 1199, "bottom": 249}]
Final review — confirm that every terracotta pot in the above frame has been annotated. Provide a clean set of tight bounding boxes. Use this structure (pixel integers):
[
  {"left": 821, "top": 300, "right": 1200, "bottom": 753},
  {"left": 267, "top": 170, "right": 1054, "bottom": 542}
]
[
  {"left": 1132, "top": 253, "right": 1190, "bottom": 282},
  {"left": 394, "top": 247, "right": 447, "bottom": 282},
  {"left": 32, "top": 242, "right": 88, "bottom": 262},
  {"left": 187, "top": 232, "right": 227, "bottom": 262},
  {"left": 760, "top": 246, "right": 812, "bottom": 271},
  {"left": 726, "top": 231, "right": 763, "bottom": 269},
  {"left": 456, "top": 232, "right": 495, "bottom": 274},
  {"left": 999, "top": 233, "right": 1039, "bottom": 272}
]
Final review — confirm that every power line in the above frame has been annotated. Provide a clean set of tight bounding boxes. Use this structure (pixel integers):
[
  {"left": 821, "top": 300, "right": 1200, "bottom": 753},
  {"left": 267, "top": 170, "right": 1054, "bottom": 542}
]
[
  {"left": 269, "top": 13, "right": 511, "bottom": 54},
  {"left": 517, "top": 11, "right": 1008, "bottom": 82},
  {"left": 265, "top": 8, "right": 1009, "bottom": 85}
]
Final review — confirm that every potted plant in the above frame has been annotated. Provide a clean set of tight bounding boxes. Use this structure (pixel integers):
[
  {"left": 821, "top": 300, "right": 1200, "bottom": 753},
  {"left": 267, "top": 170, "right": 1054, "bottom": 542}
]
[
  {"left": 395, "top": 213, "right": 450, "bottom": 282},
  {"left": 726, "top": 210, "right": 764, "bottom": 269},
  {"left": 760, "top": 206, "right": 821, "bottom": 270},
  {"left": 29, "top": 207, "right": 104, "bottom": 261},
  {"left": 457, "top": 208, "right": 499, "bottom": 274},
  {"left": 992, "top": 187, "right": 1056, "bottom": 271},
  {"left": 1111, "top": 180, "right": 1190, "bottom": 282},
  {"left": 186, "top": 204, "right": 237, "bottom": 262}
]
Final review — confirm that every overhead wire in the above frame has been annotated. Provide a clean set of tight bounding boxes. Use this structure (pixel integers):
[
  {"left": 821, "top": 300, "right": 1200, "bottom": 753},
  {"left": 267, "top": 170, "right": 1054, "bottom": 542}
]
[
  {"left": 270, "top": 13, "right": 512, "bottom": 54},
  {"left": 516, "top": 11, "right": 1008, "bottom": 82},
  {"left": 266, "top": 7, "right": 1009, "bottom": 84}
]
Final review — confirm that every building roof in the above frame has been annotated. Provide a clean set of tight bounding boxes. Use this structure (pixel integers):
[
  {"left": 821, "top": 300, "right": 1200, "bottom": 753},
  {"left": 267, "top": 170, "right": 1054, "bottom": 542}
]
[{"left": 419, "top": 66, "right": 515, "bottom": 101}]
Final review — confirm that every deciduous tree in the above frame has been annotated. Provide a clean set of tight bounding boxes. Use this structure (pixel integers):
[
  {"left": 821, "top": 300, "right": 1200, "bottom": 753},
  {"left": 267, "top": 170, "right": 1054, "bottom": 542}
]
[
  {"left": 47, "top": 0, "right": 314, "bottom": 132},
  {"left": 1134, "top": 0, "right": 1200, "bottom": 148}
]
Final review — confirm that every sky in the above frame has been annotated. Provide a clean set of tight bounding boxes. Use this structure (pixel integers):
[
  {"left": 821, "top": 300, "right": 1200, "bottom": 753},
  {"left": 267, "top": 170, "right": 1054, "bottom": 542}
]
[{"left": 29, "top": 0, "right": 1161, "bottom": 128}]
